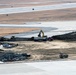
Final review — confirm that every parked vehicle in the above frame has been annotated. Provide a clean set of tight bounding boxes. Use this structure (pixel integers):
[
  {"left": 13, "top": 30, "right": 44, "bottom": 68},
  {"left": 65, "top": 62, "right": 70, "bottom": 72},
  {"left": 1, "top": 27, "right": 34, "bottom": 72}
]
[{"left": 59, "top": 53, "right": 68, "bottom": 59}]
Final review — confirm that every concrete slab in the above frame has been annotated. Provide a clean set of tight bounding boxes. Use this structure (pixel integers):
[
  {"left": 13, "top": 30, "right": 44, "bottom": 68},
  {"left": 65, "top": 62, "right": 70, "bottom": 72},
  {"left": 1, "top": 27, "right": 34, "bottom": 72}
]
[
  {"left": 0, "top": 60, "right": 76, "bottom": 75},
  {"left": 0, "top": 63, "right": 44, "bottom": 75}
]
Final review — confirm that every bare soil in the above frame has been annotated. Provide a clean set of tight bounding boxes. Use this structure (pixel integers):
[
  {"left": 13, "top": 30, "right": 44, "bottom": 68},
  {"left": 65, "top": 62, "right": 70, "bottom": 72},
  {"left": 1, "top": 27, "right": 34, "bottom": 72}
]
[
  {"left": 2, "top": 40, "right": 76, "bottom": 61},
  {"left": 0, "top": 0, "right": 76, "bottom": 62}
]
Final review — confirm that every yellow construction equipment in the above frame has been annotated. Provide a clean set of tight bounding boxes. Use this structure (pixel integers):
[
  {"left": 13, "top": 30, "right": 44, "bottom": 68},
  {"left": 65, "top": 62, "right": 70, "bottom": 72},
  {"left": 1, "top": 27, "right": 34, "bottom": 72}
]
[
  {"left": 34, "top": 30, "right": 47, "bottom": 41},
  {"left": 38, "top": 30, "right": 45, "bottom": 37}
]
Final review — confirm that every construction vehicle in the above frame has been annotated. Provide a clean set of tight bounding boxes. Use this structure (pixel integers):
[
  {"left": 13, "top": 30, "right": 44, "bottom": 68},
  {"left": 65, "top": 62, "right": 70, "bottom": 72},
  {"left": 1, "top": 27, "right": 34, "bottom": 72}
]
[
  {"left": 0, "top": 30, "right": 53, "bottom": 42},
  {"left": 59, "top": 53, "right": 68, "bottom": 59},
  {"left": 34, "top": 30, "right": 47, "bottom": 41},
  {"left": 38, "top": 30, "right": 47, "bottom": 38},
  {"left": 38, "top": 30, "right": 45, "bottom": 37}
]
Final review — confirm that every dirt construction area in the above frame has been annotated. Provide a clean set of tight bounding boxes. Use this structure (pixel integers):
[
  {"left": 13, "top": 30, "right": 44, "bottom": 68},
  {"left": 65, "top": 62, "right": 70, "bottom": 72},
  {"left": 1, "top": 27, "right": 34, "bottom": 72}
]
[
  {"left": 1, "top": 40, "right": 76, "bottom": 61},
  {"left": 0, "top": 0, "right": 76, "bottom": 62}
]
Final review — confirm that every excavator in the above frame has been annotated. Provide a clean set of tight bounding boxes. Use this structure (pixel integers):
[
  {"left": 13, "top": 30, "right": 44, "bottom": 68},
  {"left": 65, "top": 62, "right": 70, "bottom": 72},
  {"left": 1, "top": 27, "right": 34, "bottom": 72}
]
[
  {"left": 35, "top": 30, "right": 68, "bottom": 58},
  {"left": 38, "top": 30, "right": 45, "bottom": 37},
  {"left": 34, "top": 30, "right": 47, "bottom": 41}
]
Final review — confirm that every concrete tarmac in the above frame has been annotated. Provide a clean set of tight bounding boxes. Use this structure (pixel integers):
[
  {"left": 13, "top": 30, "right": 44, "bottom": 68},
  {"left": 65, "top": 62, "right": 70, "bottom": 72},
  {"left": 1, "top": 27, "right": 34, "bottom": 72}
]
[{"left": 0, "top": 60, "right": 76, "bottom": 75}]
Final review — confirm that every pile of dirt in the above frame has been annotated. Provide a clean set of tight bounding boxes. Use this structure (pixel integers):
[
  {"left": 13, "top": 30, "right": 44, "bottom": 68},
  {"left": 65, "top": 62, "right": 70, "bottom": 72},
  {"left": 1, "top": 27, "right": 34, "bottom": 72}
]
[{"left": 52, "top": 32, "right": 76, "bottom": 41}]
